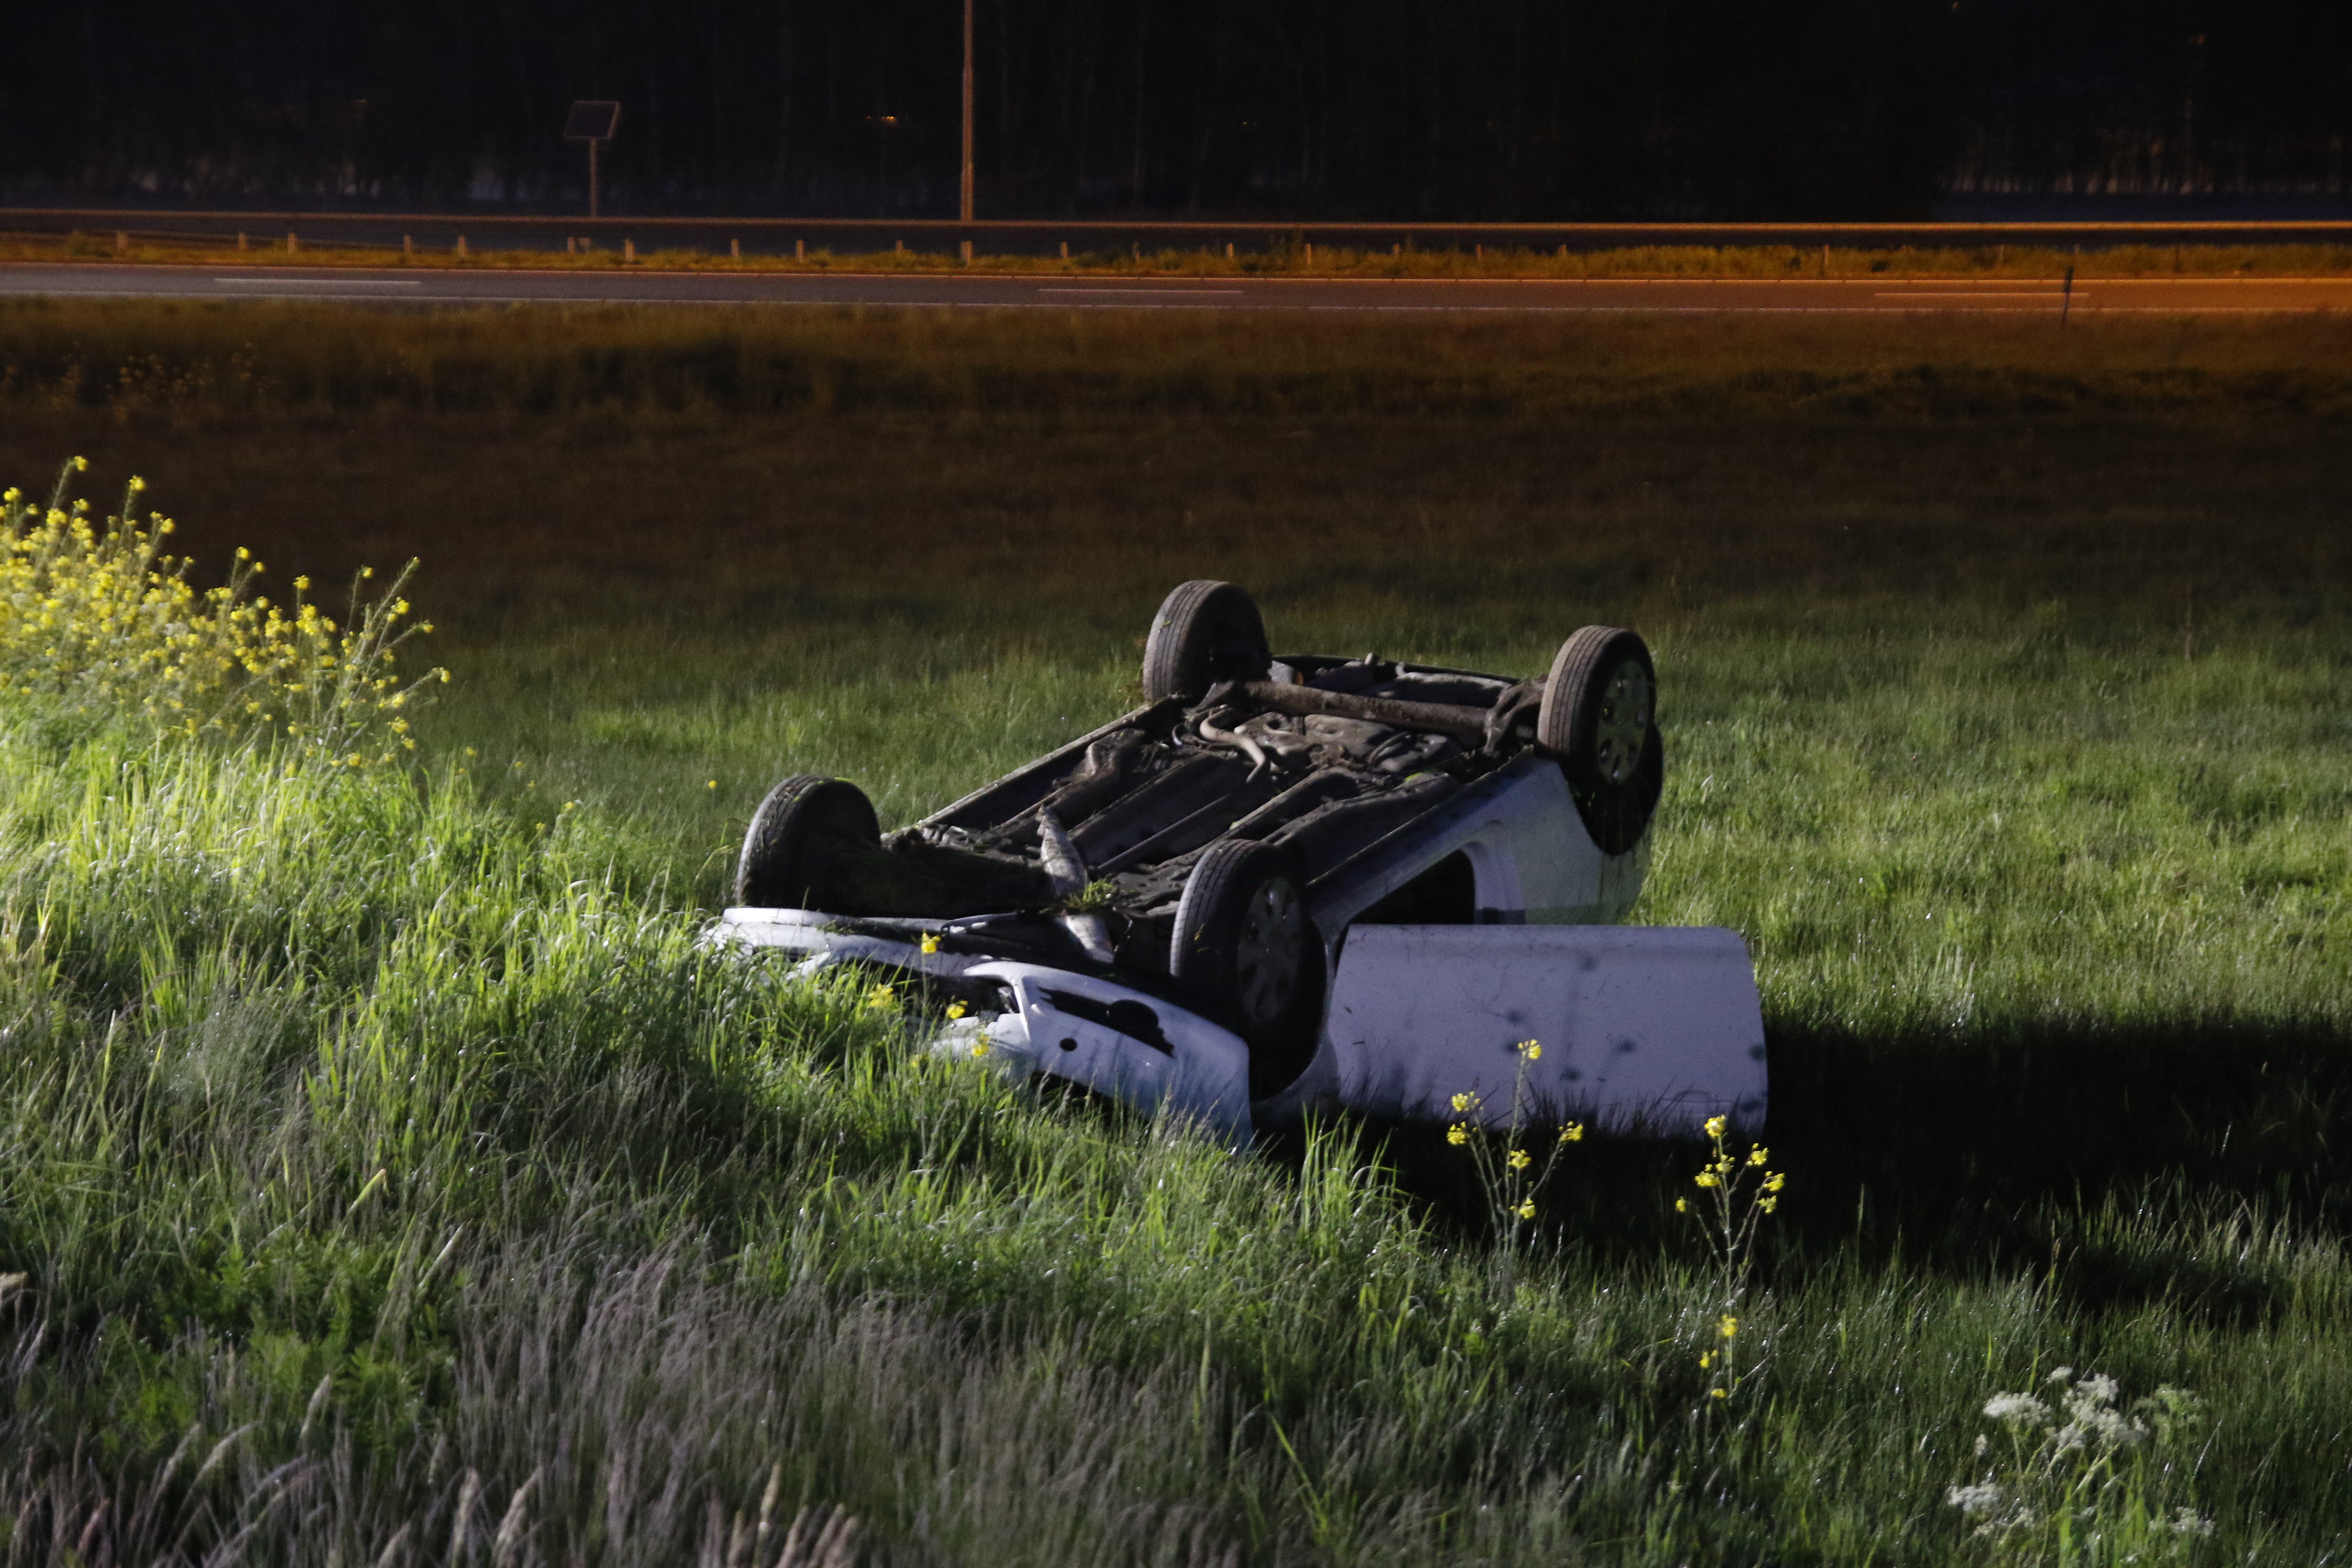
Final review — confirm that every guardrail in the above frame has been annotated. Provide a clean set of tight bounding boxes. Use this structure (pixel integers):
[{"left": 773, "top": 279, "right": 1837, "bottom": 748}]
[{"left": 6, "top": 208, "right": 2352, "bottom": 260}]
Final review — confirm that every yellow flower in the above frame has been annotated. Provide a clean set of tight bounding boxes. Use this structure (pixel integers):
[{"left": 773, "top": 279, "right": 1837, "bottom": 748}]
[
  {"left": 1450, "top": 1091, "right": 1475, "bottom": 1113},
  {"left": 1559, "top": 1122, "right": 1585, "bottom": 1142},
  {"left": 1704, "top": 1115, "right": 1727, "bottom": 1140},
  {"left": 945, "top": 1001, "right": 967, "bottom": 1020},
  {"left": 1675, "top": 1197, "right": 1687, "bottom": 1213},
  {"left": 1709, "top": 1388, "right": 1727, "bottom": 1400},
  {"left": 1507, "top": 1148, "right": 1531, "bottom": 1170},
  {"left": 1446, "top": 1124, "right": 1470, "bottom": 1146},
  {"left": 971, "top": 1038, "right": 990, "bottom": 1059},
  {"left": 707, "top": 780, "right": 717, "bottom": 789},
  {"left": 921, "top": 933, "right": 940, "bottom": 955},
  {"left": 865, "top": 983, "right": 896, "bottom": 1009},
  {"left": 1698, "top": 1351, "right": 1712, "bottom": 1369},
  {"left": 1515, "top": 1200, "right": 1535, "bottom": 1220},
  {"left": 1718, "top": 1314, "right": 1738, "bottom": 1339},
  {"left": 1694, "top": 1172, "right": 1720, "bottom": 1188},
  {"left": 1759, "top": 1196, "right": 1778, "bottom": 1213},
  {"left": 1764, "top": 1173, "right": 1785, "bottom": 1192},
  {"left": 1517, "top": 1039, "right": 1541, "bottom": 1060},
  {"left": 1748, "top": 1146, "right": 1769, "bottom": 1166},
  {"left": 294, "top": 575, "right": 310, "bottom": 591}
]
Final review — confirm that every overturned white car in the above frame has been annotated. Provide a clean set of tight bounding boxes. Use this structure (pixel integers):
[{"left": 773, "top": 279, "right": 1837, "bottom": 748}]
[{"left": 715, "top": 581, "right": 1765, "bottom": 1143}]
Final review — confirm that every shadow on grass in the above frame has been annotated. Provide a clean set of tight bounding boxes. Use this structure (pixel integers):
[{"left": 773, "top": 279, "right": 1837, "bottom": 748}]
[{"left": 1338, "top": 1017, "right": 2350, "bottom": 1323}]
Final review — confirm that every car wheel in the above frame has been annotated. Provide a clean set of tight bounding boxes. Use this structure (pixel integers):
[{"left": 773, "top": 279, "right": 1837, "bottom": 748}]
[
  {"left": 734, "top": 775, "right": 882, "bottom": 909},
  {"left": 1170, "top": 839, "right": 1321, "bottom": 1095},
  {"left": 1142, "top": 580, "right": 1273, "bottom": 704},
  {"left": 1537, "top": 626, "right": 1664, "bottom": 856}
]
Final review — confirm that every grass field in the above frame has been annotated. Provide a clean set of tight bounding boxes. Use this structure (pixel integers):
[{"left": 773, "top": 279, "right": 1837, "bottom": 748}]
[{"left": 0, "top": 303, "right": 2348, "bottom": 1565}]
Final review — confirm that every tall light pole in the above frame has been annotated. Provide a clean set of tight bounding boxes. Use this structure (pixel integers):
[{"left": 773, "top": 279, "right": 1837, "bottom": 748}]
[{"left": 959, "top": 0, "right": 975, "bottom": 224}]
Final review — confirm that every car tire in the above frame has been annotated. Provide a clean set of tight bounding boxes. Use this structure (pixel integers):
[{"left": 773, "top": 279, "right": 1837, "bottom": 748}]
[
  {"left": 1537, "top": 626, "right": 1663, "bottom": 856},
  {"left": 734, "top": 775, "right": 882, "bottom": 910},
  {"left": 1170, "top": 839, "right": 1321, "bottom": 1095},
  {"left": 1142, "top": 580, "right": 1273, "bottom": 704}
]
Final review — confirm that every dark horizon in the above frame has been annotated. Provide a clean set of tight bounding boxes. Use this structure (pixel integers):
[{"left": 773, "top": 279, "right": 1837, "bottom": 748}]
[{"left": 3, "top": 0, "right": 2346, "bottom": 222}]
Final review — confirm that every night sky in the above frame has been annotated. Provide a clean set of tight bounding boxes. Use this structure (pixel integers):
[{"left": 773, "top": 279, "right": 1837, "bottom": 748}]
[{"left": 3, "top": 0, "right": 2346, "bottom": 218}]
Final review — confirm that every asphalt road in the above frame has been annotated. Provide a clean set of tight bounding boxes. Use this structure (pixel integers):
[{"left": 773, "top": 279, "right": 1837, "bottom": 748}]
[{"left": 5, "top": 262, "right": 2351, "bottom": 313}]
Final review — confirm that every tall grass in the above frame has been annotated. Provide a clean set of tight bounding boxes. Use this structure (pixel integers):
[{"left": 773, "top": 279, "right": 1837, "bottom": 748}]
[
  {"left": 10, "top": 695, "right": 2350, "bottom": 1564},
  {"left": 2, "top": 305, "right": 2350, "bottom": 1562}
]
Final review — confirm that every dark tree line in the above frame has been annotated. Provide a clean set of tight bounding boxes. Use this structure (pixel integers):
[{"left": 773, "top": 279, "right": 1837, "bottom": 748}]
[
  {"left": 0, "top": 0, "right": 2344, "bottom": 218},
  {"left": 1951, "top": 0, "right": 2352, "bottom": 198}
]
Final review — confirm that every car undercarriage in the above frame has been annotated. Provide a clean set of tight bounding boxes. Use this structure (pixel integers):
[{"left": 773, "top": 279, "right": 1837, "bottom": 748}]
[{"left": 719, "top": 581, "right": 1763, "bottom": 1139}]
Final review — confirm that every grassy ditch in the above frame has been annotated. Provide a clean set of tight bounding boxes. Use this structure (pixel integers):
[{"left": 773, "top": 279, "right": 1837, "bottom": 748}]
[{"left": 0, "top": 303, "right": 2348, "bottom": 1563}]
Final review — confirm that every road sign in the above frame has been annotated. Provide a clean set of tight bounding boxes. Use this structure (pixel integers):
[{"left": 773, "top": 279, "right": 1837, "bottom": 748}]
[
  {"left": 564, "top": 101, "right": 621, "bottom": 142},
  {"left": 564, "top": 102, "right": 621, "bottom": 217}
]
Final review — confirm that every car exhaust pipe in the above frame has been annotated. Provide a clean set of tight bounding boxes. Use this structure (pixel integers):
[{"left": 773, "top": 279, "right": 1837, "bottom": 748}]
[{"left": 1231, "top": 680, "right": 1498, "bottom": 745}]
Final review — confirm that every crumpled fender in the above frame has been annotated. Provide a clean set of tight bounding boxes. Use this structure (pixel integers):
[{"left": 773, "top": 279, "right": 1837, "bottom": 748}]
[{"left": 935, "top": 962, "right": 1254, "bottom": 1146}]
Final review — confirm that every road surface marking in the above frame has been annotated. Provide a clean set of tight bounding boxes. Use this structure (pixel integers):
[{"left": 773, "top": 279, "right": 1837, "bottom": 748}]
[
  {"left": 214, "top": 277, "right": 426, "bottom": 288},
  {"left": 1035, "top": 287, "right": 1245, "bottom": 297}
]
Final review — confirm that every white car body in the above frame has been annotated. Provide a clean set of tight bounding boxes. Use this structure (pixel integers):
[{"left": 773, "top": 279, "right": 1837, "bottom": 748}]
[{"left": 716, "top": 744, "right": 1765, "bottom": 1145}]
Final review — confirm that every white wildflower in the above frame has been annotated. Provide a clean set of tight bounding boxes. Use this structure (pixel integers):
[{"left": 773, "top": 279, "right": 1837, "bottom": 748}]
[
  {"left": 1947, "top": 1483, "right": 2004, "bottom": 1516},
  {"left": 2072, "top": 1372, "right": 2120, "bottom": 1406},
  {"left": 1983, "top": 1393, "right": 2052, "bottom": 1426},
  {"left": 1960, "top": 1368, "right": 2205, "bottom": 1555},
  {"left": 2061, "top": 1378, "right": 2147, "bottom": 1449},
  {"left": 2079, "top": 1406, "right": 2145, "bottom": 1448}
]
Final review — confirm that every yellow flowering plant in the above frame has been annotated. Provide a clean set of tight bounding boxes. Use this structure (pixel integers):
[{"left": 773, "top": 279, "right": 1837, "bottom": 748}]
[
  {"left": 1680, "top": 1113, "right": 1787, "bottom": 1403},
  {"left": 1445, "top": 1038, "right": 1586, "bottom": 1256},
  {"left": 0, "top": 461, "right": 444, "bottom": 763}
]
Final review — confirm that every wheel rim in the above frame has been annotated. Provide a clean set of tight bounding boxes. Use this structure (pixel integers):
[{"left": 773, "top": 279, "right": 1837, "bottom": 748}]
[
  {"left": 1232, "top": 876, "right": 1305, "bottom": 1023},
  {"left": 1592, "top": 658, "right": 1655, "bottom": 786}
]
